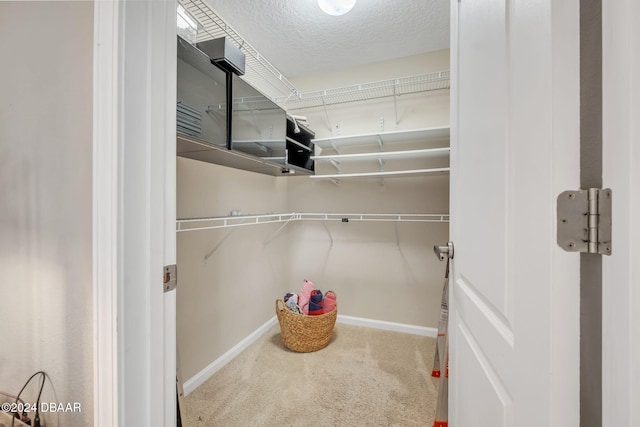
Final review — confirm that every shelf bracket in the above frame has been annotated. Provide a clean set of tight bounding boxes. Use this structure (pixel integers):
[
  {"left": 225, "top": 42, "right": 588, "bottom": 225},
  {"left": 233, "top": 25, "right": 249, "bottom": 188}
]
[
  {"left": 204, "top": 228, "right": 238, "bottom": 262},
  {"left": 395, "top": 222, "right": 401, "bottom": 249},
  {"left": 330, "top": 160, "right": 341, "bottom": 172},
  {"left": 330, "top": 142, "right": 341, "bottom": 154},
  {"left": 377, "top": 135, "right": 384, "bottom": 150},
  {"left": 328, "top": 178, "right": 340, "bottom": 186},
  {"left": 378, "top": 158, "right": 385, "bottom": 171},
  {"left": 393, "top": 80, "right": 400, "bottom": 125},
  {"left": 281, "top": 90, "right": 296, "bottom": 104},
  {"left": 263, "top": 217, "right": 294, "bottom": 247},
  {"left": 322, "top": 96, "right": 332, "bottom": 132}
]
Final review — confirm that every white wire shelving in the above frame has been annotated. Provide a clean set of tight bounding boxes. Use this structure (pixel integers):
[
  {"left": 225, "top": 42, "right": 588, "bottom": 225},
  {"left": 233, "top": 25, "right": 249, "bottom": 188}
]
[
  {"left": 310, "top": 127, "right": 451, "bottom": 180},
  {"left": 179, "top": 0, "right": 299, "bottom": 101},
  {"left": 308, "top": 168, "right": 450, "bottom": 180},
  {"left": 277, "top": 72, "right": 450, "bottom": 110},
  {"left": 178, "top": 212, "right": 449, "bottom": 260},
  {"left": 178, "top": 0, "right": 450, "bottom": 110},
  {"left": 176, "top": 1, "right": 452, "bottom": 181},
  {"left": 311, "top": 147, "right": 450, "bottom": 163},
  {"left": 176, "top": 212, "right": 449, "bottom": 233},
  {"left": 312, "top": 127, "right": 451, "bottom": 150}
]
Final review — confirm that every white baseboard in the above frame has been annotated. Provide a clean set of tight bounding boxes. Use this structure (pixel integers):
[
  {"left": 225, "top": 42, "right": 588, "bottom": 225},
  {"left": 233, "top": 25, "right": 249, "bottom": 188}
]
[
  {"left": 182, "top": 316, "right": 278, "bottom": 396},
  {"left": 182, "top": 314, "right": 435, "bottom": 396},
  {"left": 337, "top": 314, "right": 438, "bottom": 337}
]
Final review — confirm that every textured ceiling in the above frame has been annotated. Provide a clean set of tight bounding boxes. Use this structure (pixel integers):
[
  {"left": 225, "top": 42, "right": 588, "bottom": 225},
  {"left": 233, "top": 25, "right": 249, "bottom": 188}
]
[{"left": 201, "top": 0, "right": 450, "bottom": 78}]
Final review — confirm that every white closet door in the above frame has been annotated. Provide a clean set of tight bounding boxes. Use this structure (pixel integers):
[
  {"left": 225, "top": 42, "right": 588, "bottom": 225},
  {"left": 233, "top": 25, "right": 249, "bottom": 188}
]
[{"left": 450, "top": 1, "right": 580, "bottom": 426}]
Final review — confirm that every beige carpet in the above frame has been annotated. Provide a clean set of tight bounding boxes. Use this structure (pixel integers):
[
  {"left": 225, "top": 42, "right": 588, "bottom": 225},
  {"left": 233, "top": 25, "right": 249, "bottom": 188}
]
[{"left": 183, "top": 323, "right": 439, "bottom": 427}]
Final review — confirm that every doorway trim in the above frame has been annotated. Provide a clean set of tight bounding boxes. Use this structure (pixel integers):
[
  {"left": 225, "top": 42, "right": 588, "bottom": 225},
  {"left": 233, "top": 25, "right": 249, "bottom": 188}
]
[
  {"left": 93, "top": 0, "right": 119, "bottom": 425},
  {"left": 93, "top": 1, "right": 177, "bottom": 426}
]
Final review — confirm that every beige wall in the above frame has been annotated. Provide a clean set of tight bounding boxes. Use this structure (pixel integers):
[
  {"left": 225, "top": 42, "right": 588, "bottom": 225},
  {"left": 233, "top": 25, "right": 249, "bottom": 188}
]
[
  {"left": 0, "top": 2, "right": 94, "bottom": 426},
  {"left": 177, "top": 49, "right": 450, "bottom": 382},
  {"left": 285, "top": 175, "right": 449, "bottom": 326},
  {"left": 177, "top": 158, "right": 292, "bottom": 380},
  {"left": 291, "top": 50, "right": 451, "bottom": 91}
]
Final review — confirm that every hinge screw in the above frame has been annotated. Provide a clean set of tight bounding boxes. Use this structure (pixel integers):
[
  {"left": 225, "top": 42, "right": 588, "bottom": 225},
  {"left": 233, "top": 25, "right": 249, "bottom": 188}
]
[{"left": 568, "top": 242, "right": 575, "bottom": 248}]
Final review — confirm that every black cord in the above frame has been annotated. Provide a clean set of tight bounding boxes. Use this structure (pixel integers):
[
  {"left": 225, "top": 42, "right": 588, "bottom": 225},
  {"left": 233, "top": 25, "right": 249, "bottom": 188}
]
[
  {"left": 33, "top": 374, "right": 45, "bottom": 427},
  {"left": 12, "top": 371, "right": 46, "bottom": 427}
]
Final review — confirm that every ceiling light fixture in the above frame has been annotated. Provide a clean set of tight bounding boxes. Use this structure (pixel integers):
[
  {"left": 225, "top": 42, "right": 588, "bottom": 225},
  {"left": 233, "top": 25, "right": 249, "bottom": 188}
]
[{"left": 318, "top": 0, "right": 357, "bottom": 16}]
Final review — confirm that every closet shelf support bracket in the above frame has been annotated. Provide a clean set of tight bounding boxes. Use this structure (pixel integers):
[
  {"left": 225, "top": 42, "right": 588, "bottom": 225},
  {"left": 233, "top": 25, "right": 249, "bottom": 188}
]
[
  {"left": 263, "top": 216, "right": 296, "bottom": 247},
  {"left": 322, "top": 97, "right": 332, "bottom": 132},
  {"left": 393, "top": 82, "right": 400, "bottom": 126},
  {"left": 205, "top": 228, "right": 238, "bottom": 262},
  {"left": 322, "top": 219, "right": 334, "bottom": 247}
]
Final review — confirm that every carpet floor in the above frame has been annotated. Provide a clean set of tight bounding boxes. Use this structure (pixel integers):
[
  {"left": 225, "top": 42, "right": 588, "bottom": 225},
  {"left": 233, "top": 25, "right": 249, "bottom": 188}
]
[{"left": 183, "top": 323, "right": 439, "bottom": 427}]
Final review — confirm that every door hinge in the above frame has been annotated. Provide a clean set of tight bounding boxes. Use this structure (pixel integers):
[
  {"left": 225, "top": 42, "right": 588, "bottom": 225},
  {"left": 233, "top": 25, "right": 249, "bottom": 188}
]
[
  {"left": 557, "top": 188, "right": 612, "bottom": 255},
  {"left": 164, "top": 264, "right": 177, "bottom": 292}
]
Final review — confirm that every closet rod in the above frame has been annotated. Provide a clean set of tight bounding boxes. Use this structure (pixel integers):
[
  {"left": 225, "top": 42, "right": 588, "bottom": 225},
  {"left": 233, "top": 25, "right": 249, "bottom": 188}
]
[
  {"left": 176, "top": 212, "right": 449, "bottom": 232},
  {"left": 299, "top": 213, "right": 450, "bottom": 222},
  {"left": 176, "top": 213, "right": 300, "bottom": 232}
]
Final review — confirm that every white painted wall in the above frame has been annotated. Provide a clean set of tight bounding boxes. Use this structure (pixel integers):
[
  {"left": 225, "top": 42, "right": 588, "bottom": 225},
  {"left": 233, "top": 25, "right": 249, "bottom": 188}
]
[
  {"left": 176, "top": 158, "right": 291, "bottom": 380},
  {"left": 286, "top": 176, "right": 449, "bottom": 326},
  {"left": 0, "top": 2, "right": 94, "bottom": 426}
]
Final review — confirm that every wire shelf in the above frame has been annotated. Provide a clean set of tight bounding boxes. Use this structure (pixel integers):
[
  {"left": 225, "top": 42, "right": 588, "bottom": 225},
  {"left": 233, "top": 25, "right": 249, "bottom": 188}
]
[
  {"left": 179, "top": 0, "right": 300, "bottom": 101},
  {"left": 278, "top": 72, "right": 450, "bottom": 110},
  {"left": 176, "top": 212, "right": 449, "bottom": 232},
  {"left": 178, "top": 1, "right": 450, "bottom": 111}
]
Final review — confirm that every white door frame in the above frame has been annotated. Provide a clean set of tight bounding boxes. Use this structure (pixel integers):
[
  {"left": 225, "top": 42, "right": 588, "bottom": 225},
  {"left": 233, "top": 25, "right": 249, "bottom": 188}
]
[
  {"left": 89, "top": 0, "right": 638, "bottom": 425},
  {"left": 93, "top": 0, "right": 119, "bottom": 424},
  {"left": 93, "top": 1, "right": 177, "bottom": 426},
  {"left": 602, "top": 0, "right": 640, "bottom": 425}
]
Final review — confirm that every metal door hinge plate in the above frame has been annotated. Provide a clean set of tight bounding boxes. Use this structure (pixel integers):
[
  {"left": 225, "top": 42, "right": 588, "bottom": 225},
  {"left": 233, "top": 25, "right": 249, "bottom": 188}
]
[
  {"left": 164, "top": 264, "right": 177, "bottom": 292},
  {"left": 557, "top": 188, "right": 612, "bottom": 255}
]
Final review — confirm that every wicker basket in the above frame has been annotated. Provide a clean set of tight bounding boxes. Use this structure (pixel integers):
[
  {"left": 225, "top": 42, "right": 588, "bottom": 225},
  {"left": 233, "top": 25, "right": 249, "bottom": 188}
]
[{"left": 275, "top": 299, "right": 337, "bottom": 352}]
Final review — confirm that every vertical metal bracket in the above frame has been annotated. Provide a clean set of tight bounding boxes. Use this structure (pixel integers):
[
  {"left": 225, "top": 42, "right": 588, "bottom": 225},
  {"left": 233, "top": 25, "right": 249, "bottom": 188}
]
[
  {"left": 322, "top": 96, "right": 332, "bottom": 132},
  {"left": 557, "top": 188, "right": 612, "bottom": 255},
  {"left": 164, "top": 264, "right": 177, "bottom": 292}
]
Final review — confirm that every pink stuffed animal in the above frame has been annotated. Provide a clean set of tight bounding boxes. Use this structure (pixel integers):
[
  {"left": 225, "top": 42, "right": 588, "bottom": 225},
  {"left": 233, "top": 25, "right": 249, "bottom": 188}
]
[{"left": 298, "top": 279, "right": 315, "bottom": 315}]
